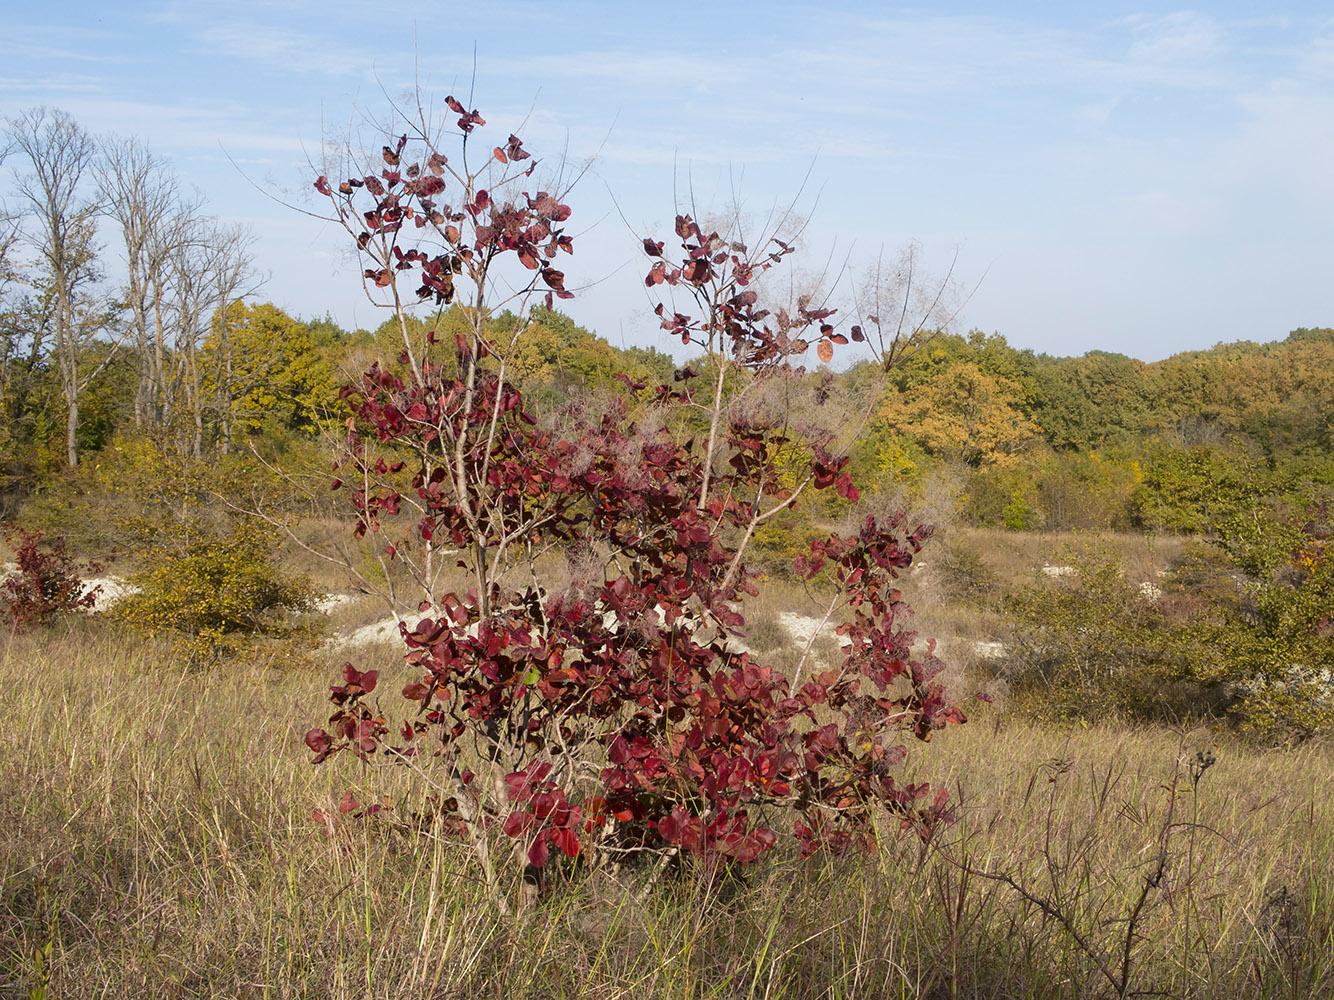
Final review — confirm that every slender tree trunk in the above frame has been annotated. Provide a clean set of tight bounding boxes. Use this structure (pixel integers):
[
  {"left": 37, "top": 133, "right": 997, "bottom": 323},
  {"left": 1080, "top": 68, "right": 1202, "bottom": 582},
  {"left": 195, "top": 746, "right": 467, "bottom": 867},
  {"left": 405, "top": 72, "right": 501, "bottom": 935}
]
[
  {"left": 66, "top": 395, "right": 78, "bottom": 468},
  {"left": 56, "top": 272, "right": 80, "bottom": 469},
  {"left": 187, "top": 332, "right": 202, "bottom": 458},
  {"left": 152, "top": 295, "right": 166, "bottom": 425},
  {"left": 220, "top": 344, "right": 232, "bottom": 455}
]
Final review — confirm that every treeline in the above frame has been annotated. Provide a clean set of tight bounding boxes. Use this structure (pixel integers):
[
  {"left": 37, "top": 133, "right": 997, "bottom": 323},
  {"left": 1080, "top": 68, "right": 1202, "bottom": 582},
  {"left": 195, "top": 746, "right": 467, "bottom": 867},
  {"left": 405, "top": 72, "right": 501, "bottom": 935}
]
[
  {"left": 849, "top": 327, "right": 1334, "bottom": 533},
  {"left": 0, "top": 107, "right": 271, "bottom": 477},
  {"left": 3, "top": 110, "right": 1330, "bottom": 541},
  {"left": 0, "top": 288, "right": 677, "bottom": 517},
  {"left": 4, "top": 287, "right": 1329, "bottom": 546},
  {"left": 0, "top": 107, "right": 652, "bottom": 507}
]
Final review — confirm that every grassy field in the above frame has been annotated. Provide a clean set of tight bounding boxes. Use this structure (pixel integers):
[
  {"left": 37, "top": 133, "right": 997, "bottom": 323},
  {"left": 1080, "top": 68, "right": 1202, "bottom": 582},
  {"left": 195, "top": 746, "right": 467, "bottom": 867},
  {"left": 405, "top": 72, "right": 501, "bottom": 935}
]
[{"left": 2, "top": 616, "right": 1331, "bottom": 999}]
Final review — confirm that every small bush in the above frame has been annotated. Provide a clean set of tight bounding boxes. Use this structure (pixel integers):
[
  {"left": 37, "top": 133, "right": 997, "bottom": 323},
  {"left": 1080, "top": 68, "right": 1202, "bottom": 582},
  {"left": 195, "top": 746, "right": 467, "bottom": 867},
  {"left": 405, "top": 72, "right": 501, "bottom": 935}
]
[
  {"left": 935, "top": 538, "right": 1000, "bottom": 605},
  {"left": 0, "top": 527, "right": 103, "bottom": 632},
  {"left": 112, "top": 522, "right": 316, "bottom": 661},
  {"left": 1001, "top": 545, "right": 1208, "bottom": 723},
  {"left": 1206, "top": 492, "right": 1334, "bottom": 742},
  {"left": 1002, "top": 489, "right": 1034, "bottom": 531},
  {"left": 302, "top": 100, "right": 965, "bottom": 914},
  {"left": 749, "top": 516, "right": 829, "bottom": 580}
]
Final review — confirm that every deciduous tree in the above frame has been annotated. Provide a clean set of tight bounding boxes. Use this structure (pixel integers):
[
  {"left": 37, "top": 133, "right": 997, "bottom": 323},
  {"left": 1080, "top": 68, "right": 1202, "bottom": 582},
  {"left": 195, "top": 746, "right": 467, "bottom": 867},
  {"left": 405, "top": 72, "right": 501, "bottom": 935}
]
[
  {"left": 94, "top": 134, "right": 190, "bottom": 430},
  {"left": 6, "top": 107, "right": 115, "bottom": 468}
]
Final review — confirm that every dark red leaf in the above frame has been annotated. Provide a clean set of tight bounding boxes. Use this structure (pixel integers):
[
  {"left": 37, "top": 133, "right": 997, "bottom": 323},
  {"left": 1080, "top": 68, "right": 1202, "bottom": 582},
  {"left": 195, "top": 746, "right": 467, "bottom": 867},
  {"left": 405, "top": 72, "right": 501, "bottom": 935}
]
[
  {"left": 528, "top": 836, "right": 550, "bottom": 867},
  {"left": 552, "top": 826, "right": 580, "bottom": 858},
  {"left": 503, "top": 811, "right": 532, "bottom": 837}
]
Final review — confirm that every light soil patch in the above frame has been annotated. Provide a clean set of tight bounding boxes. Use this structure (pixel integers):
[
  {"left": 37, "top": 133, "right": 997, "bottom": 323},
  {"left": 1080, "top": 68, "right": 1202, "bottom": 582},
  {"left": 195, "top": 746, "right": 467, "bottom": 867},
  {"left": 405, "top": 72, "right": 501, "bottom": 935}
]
[
  {"left": 777, "top": 610, "right": 1007, "bottom": 666},
  {"left": 81, "top": 577, "right": 140, "bottom": 613},
  {"left": 776, "top": 611, "right": 833, "bottom": 647},
  {"left": 315, "top": 593, "right": 356, "bottom": 614},
  {"left": 335, "top": 616, "right": 405, "bottom": 649},
  {"left": 319, "top": 598, "right": 1009, "bottom": 665}
]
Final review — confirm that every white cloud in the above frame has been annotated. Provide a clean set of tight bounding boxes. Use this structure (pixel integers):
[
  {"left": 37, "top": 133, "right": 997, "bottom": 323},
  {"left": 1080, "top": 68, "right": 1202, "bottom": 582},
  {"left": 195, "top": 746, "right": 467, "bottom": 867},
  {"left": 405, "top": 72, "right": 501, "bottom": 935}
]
[
  {"left": 1297, "top": 34, "right": 1334, "bottom": 79},
  {"left": 192, "top": 22, "right": 375, "bottom": 78},
  {"left": 1124, "top": 11, "right": 1224, "bottom": 65},
  {"left": 0, "top": 74, "right": 110, "bottom": 96}
]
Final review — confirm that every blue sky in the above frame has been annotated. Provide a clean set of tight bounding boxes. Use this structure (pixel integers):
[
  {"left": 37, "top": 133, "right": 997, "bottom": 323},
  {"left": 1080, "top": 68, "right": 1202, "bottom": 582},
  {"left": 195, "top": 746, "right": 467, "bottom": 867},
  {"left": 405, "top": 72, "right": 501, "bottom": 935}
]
[{"left": 4, "top": 2, "right": 1333, "bottom": 361}]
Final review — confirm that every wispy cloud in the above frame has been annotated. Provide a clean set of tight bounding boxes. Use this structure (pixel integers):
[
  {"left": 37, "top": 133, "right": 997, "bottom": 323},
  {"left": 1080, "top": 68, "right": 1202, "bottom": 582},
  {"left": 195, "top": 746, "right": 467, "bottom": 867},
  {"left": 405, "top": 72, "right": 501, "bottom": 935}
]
[
  {"left": 0, "top": 74, "right": 110, "bottom": 96},
  {"left": 1123, "top": 11, "right": 1224, "bottom": 65},
  {"left": 1297, "top": 33, "right": 1334, "bottom": 79},
  {"left": 4, "top": 1, "right": 1334, "bottom": 358},
  {"left": 0, "top": 39, "right": 132, "bottom": 64},
  {"left": 191, "top": 22, "right": 375, "bottom": 78}
]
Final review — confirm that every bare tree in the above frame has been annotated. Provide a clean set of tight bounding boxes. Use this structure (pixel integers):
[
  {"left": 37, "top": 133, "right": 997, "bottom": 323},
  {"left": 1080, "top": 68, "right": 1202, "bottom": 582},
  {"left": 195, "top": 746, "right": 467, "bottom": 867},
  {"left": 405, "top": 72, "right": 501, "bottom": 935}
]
[
  {"left": 161, "top": 216, "right": 259, "bottom": 456},
  {"left": 0, "top": 198, "right": 19, "bottom": 296},
  {"left": 95, "top": 134, "right": 197, "bottom": 431},
  {"left": 165, "top": 215, "right": 214, "bottom": 457},
  {"left": 851, "top": 241, "right": 961, "bottom": 372},
  {"left": 0, "top": 137, "right": 26, "bottom": 391},
  {"left": 202, "top": 221, "right": 261, "bottom": 453},
  {"left": 0, "top": 148, "right": 34, "bottom": 501},
  {"left": 6, "top": 107, "right": 113, "bottom": 468}
]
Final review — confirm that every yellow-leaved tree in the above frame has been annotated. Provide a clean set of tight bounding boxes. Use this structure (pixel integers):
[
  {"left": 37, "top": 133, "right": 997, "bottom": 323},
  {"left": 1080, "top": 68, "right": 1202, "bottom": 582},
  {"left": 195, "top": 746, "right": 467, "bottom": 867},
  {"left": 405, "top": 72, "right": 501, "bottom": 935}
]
[
  {"left": 880, "top": 361, "right": 1039, "bottom": 467},
  {"left": 203, "top": 301, "right": 343, "bottom": 448}
]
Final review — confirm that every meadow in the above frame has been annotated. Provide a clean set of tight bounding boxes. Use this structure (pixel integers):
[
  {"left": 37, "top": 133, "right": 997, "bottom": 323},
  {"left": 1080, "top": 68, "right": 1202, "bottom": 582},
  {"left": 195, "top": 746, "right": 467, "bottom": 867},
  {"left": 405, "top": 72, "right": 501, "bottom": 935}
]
[{"left": 2, "top": 543, "right": 1331, "bottom": 999}]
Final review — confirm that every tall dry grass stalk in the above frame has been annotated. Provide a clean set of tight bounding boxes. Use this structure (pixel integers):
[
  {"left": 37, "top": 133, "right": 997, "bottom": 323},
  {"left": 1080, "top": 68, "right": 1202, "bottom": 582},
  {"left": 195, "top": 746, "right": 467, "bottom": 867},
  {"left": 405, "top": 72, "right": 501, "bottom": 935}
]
[{"left": 1, "top": 622, "right": 1330, "bottom": 998}]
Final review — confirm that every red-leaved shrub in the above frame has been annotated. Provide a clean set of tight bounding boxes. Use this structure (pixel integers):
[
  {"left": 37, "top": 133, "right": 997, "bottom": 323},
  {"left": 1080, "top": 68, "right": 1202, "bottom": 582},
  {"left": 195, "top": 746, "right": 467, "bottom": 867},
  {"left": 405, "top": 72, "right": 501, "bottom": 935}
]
[
  {"left": 304, "top": 98, "right": 964, "bottom": 903},
  {"left": 1, "top": 527, "right": 102, "bottom": 631}
]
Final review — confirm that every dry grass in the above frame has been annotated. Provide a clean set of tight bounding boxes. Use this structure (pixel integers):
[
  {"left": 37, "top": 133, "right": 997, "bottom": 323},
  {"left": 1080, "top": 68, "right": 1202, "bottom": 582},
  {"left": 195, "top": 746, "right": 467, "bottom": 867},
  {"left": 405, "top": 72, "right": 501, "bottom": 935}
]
[{"left": 2, "top": 615, "right": 1331, "bottom": 999}]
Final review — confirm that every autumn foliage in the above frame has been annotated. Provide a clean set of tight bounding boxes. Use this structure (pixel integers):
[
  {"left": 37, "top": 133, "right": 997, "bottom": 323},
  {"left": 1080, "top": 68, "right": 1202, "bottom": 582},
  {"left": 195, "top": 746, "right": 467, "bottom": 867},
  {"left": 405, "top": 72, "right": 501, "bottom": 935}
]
[
  {"left": 1, "top": 527, "right": 101, "bottom": 631},
  {"left": 303, "top": 98, "right": 963, "bottom": 898}
]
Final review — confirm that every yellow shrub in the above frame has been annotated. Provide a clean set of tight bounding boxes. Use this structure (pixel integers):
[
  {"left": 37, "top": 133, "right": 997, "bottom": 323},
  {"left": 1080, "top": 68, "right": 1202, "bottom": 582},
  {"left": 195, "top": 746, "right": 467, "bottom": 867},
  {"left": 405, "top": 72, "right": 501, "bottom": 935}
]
[{"left": 112, "top": 522, "right": 316, "bottom": 663}]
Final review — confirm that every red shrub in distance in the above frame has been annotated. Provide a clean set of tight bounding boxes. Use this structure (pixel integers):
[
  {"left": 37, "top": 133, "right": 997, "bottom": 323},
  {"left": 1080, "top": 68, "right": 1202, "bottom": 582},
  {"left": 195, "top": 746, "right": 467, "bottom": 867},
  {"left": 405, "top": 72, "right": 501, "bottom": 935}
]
[{"left": 1, "top": 528, "right": 102, "bottom": 631}]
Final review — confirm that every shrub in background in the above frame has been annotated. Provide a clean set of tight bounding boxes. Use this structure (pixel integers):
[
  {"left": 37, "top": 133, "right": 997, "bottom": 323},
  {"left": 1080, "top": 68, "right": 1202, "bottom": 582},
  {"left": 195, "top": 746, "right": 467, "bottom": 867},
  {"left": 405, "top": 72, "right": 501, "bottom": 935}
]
[
  {"left": 0, "top": 527, "right": 103, "bottom": 632},
  {"left": 112, "top": 521, "right": 315, "bottom": 661},
  {"left": 1001, "top": 545, "right": 1206, "bottom": 722},
  {"left": 1205, "top": 490, "right": 1334, "bottom": 741},
  {"left": 961, "top": 464, "right": 1043, "bottom": 529},
  {"left": 1036, "top": 449, "right": 1141, "bottom": 530},
  {"left": 1001, "top": 489, "right": 1035, "bottom": 531},
  {"left": 749, "top": 515, "right": 828, "bottom": 580},
  {"left": 1132, "top": 444, "right": 1255, "bottom": 534},
  {"left": 933, "top": 537, "right": 1000, "bottom": 606}
]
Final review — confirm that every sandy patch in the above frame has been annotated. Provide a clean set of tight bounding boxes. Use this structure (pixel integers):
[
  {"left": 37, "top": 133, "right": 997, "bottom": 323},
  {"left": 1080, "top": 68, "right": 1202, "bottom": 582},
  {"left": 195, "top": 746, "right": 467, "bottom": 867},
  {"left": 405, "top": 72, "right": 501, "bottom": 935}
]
[
  {"left": 331, "top": 616, "right": 405, "bottom": 650},
  {"left": 82, "top": 578, "right": 140, "bottom": 613},
  {"left": 315, "top": 593, "right": 357, "bottom": 614}
]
